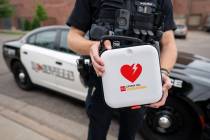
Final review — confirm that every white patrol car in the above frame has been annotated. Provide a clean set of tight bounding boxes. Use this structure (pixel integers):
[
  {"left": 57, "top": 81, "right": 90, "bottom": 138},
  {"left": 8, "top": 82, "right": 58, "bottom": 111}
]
[
  {"left": 2, "top": 26, "right": 210, "bottom": 140},
  {"left": 3, "top": 26, "right": 87, "bottom": 101}
]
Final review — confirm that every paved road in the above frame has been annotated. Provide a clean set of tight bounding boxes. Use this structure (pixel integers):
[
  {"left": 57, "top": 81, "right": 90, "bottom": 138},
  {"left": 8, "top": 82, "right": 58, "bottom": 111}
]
[
  {"left": 176, "top": 31, "right": 210, "bottom": 59},
  {"left": 0, "top": 31, "right": 209, "bottom": 139}
]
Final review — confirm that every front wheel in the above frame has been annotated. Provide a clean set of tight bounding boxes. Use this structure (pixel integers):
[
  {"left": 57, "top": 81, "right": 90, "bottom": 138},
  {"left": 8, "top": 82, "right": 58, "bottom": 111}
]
[
  {"left": 140, "top": 96, "right": 202, "bottom": 140},
  {"left": 12, "top": 61, "right": 33, "bottom": 90}
]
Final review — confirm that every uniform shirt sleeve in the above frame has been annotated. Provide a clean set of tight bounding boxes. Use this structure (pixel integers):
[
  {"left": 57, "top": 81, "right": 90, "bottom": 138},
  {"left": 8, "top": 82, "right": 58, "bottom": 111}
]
[
  {"left": 66, "top": 0, "right": 92, "bottom": 32},
  {"left": 162, "top": 0, "right": 177, "bottom": 32}
]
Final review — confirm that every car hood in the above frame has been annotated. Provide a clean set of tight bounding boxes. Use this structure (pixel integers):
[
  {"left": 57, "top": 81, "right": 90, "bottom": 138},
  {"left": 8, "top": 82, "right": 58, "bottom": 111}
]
[
  {"left": 172, "top": 52, "right": 210, "bottom": 80},
  {"left": 4, "top": 40, "right": 23, "bottom": 48}
]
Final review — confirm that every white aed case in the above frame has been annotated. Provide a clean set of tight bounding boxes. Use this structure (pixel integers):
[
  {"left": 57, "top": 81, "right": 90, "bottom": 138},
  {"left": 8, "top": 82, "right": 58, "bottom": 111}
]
[{"left": 101, "top": 45, "right": 163, "bottom": 108}]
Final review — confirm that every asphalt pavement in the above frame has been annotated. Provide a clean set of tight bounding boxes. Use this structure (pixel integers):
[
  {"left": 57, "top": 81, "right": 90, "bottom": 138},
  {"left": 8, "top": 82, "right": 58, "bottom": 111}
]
[{"left": 176, "top": 31, "right": 210, "bottom": 59}]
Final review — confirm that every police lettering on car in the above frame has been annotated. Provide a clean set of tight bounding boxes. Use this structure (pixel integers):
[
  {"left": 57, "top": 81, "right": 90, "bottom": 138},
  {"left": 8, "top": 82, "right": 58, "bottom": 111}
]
[{"left": 31, "top": 61, "right": 75, "bottom": 81}]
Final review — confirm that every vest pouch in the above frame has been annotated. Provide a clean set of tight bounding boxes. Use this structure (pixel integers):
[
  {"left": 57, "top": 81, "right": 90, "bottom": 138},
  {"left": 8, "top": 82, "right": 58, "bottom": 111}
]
[
  {"left": 133, "top": 13, "right": 155, "bottom": 30},
  {"left": 101, "top": 0, "right": 124, "bottom": 9}
]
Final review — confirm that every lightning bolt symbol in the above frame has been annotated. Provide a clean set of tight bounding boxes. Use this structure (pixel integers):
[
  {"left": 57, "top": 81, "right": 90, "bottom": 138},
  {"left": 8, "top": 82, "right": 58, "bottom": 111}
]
[{"left": 132, "top": 64, "right": 138, "bottom": 74}]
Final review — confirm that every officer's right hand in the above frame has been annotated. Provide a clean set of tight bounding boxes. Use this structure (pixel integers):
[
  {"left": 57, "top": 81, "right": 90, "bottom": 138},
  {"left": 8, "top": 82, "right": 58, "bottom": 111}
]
[{"left": 89, "top": 40, "right": 112, "bottom": 76}]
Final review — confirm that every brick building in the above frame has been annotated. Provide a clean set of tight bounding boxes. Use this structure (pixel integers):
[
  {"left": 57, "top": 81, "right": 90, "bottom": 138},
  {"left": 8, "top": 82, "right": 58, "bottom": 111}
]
[
  {"left": 1, "top": 0, "right": 210, "bottom": 29},
  {"left": 0, "top": 0, "right": 76, "bottom": 29},
  {"left": 173, "top": 0, "right": 210, "bottom": 28}
]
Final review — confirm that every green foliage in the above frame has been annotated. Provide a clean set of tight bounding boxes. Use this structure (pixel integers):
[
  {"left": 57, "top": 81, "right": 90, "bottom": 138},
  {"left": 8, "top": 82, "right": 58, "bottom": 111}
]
[
  {"left": 23, "top": 19, "right": 32, "bottom": 31},
  {"left": 35, "top": 4, "right": 48, "bottom": 22},
  {"left": 20, "top": 4, "right": 48, "bottom": 31},
  {"left": 0, "top": 0, "right": 13, "bottom": 18},
  {"left": 32, "top": 17, "right": 40, "bottom": 29}
]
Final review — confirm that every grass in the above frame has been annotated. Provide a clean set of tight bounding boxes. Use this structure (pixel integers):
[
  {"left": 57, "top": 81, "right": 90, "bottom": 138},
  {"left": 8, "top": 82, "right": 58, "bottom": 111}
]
[{"left": 0, "top": 30, "right": 28, "bottom": 35}]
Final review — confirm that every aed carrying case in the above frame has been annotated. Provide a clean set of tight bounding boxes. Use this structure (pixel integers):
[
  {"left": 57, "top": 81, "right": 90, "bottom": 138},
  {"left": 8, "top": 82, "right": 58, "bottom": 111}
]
[{"left": 100, "top": 36, "right": 163, "bottom": 108}]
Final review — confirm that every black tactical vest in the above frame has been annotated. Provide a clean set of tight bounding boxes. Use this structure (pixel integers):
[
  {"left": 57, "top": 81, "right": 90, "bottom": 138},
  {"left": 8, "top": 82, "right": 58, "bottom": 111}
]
[{"left": 92, "top": 0, "right": 164, "bottom": 41}]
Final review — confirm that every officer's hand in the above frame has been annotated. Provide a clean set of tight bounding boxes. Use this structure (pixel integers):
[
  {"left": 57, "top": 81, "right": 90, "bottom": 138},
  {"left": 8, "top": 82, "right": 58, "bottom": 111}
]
[
  {"left": 147, "top": 73, "right": 172, "bottom": 108},
  {"left": 89, "top": 40, "right": 112, "bottom": 76}
]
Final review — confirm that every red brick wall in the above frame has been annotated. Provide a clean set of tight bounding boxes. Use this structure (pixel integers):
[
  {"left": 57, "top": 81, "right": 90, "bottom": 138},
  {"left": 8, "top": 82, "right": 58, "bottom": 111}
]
[
  {"left": 5, "top": 0, "right": 210, "bottom": 29},
  {"left": 172, "top": 0, "right": 210, "bottom": 27},
  {"left": 9, "top": 0, "right": 76, "bottom": 26},
  {"left": 40, "top": 0, "right": 76, "bottom": 25},
  {"left": 10, "top": 0, "right": 35, "bottom": 18},
  {"left": 192, "top": 0, "right": 210, "bottom": 14},
  {"left": 173, "top": 0, "right": 189, "bottom": 16}
]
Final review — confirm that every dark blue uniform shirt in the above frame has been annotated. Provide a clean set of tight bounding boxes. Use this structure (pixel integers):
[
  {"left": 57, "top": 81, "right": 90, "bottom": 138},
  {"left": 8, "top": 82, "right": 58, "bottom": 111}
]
[{"left": 67, "top": 0, "right": 176, "bottom": 32}]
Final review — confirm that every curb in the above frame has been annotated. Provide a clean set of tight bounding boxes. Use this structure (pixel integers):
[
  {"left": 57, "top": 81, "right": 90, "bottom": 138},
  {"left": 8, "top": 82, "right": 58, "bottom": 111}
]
[
  {"left": 0, "top": 108, "right": 75, "bottom": 140},
  {"left": 0, "top": 30, "right": 27, "bottom": 35},
  {"left": 0, "top": 94, "right": 116, "bottom": 140}
]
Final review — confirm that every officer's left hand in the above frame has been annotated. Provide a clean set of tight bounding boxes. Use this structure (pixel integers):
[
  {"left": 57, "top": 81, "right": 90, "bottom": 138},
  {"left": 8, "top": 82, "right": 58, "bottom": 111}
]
[{"left": 147, "top": 73, "right": 172, "bottom": 108}]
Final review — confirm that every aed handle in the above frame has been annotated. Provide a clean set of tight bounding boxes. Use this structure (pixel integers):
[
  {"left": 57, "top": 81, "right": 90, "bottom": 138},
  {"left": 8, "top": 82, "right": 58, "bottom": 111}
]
[{"left": 99, "top": 35, "right": 144, "bottom": 54}]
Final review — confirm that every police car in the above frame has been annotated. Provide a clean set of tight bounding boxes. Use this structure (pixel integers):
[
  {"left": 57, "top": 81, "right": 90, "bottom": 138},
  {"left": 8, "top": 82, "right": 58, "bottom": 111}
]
[
  {"left": 2, "top": 26, "right": 87, "bottom": 100},
  {"left": 2, "top": 26, "right": 210, "bottom": 140}
]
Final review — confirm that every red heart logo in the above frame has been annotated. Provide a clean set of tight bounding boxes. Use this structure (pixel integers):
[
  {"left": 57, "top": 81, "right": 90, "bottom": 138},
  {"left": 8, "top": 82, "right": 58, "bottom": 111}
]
[{"left": 120, "top": 64, "right": 142, "bottom": 83}]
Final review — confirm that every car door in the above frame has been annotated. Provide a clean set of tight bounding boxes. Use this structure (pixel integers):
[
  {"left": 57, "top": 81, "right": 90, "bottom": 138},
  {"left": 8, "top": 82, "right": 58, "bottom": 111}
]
[
  {"left": 21, "top": 29, "right": 59, "bottom": 90},
  {"left": 53, "top": 29, "right": 87, "bottom": 100}
]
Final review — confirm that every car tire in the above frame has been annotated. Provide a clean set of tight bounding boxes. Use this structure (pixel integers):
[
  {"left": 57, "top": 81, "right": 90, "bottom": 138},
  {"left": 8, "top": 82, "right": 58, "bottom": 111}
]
[
  {"left": 139, "top": 96, "right": 202, "bottom": 140},
  {"left": 12, "top": 61, "right": 33, "bottom": 90}
]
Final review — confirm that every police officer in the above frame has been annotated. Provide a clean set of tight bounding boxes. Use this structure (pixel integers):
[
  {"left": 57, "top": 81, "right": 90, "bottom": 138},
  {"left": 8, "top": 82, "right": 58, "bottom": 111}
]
[{"left": 67, "top": 0, "right": 177, "bottom": 140}]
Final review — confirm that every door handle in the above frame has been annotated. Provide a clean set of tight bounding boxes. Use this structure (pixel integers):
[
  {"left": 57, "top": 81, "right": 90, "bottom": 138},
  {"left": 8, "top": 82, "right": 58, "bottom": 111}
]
[
  {"left": 23, "top": 51, "right": 28, "bottom": 55},
  {"left": 55, "top": 61, "right": 62, "bottom": 65}
]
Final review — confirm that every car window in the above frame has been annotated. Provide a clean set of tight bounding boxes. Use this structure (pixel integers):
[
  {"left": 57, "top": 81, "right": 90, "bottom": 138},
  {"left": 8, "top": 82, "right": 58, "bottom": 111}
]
[
  {"left": 59, "top": 30, "right": 75, "bottom": 54},
  {"left": 35, "top": 30, "right": 57, "bottom": 49},
  {"left": 60, "top": 30, "right": 68, "bottom": 49},
  {"left": 28, "top": 35, "right": 36, "bottom": 44}
]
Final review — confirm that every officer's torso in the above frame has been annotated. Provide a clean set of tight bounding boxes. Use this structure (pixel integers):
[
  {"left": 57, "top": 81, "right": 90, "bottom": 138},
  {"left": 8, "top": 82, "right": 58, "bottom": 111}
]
[
  {"left": 89, "top": 0, "right": 163, "bottom": 23},
  {"left": 89, "top": 0, "right": 164, "bottom": 42}
]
